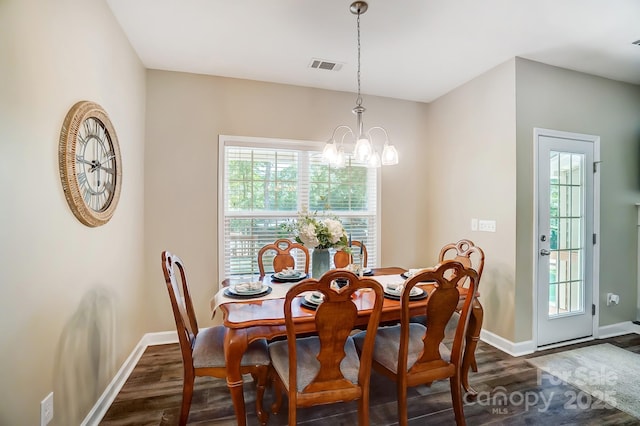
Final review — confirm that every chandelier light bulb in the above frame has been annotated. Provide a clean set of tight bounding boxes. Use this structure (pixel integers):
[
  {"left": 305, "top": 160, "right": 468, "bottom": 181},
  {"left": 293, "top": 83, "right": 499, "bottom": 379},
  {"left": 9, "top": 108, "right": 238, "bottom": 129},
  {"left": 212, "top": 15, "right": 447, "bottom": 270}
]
[
  {"left": 381, "top": 144, "right": 399, "bottom": 165},
  {"left": 335, "top": 148, "right": 347, "bottom": 168},
  {"left": 354, "top": 137, "right": 372, "bottom": 161},
  {"left": 368, "top": 150, "right": 382, "bottom": 168},
  {"left": 322, "top": 142, "right": 338, "bottom": 163}
]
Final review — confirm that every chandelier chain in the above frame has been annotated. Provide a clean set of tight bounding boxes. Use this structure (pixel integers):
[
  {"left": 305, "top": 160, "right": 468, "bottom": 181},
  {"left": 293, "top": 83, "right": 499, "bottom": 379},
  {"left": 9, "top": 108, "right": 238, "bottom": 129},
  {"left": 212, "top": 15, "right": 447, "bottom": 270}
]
[{"left": 356, "top": 11, "right": 362, "bottom": 107}]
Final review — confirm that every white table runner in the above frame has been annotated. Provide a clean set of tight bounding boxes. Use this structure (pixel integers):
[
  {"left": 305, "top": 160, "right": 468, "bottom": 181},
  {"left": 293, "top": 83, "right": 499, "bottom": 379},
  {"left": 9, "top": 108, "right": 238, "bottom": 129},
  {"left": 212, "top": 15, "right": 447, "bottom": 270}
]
[{"left": 210, "top": 274, "right": 408, "bottom": 318}]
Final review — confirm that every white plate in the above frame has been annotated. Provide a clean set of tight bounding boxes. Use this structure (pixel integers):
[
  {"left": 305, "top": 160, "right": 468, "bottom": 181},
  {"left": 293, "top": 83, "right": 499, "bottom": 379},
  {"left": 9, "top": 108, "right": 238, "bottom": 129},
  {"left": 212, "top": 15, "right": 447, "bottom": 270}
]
[
  {"left": 275, "top": 270, "right": 304, "bottom": 279},
  {"left": 384, "top": 285, "right": 424, "bottom": 297},
  {"left": 228, "top": 284, "right": 269, "bottom": 296},
  {"left": 304, "top": 292, "right": 324, "bottom": 305}
]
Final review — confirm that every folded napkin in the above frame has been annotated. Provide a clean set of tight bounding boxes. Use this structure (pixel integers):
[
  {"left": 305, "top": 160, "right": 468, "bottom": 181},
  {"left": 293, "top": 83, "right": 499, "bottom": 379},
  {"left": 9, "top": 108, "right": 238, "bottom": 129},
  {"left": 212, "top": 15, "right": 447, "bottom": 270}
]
[
  {"left": 308, "top": 291, "right": 324, "bottom": 303},
  {"left": 385, "top": 282, "right": 421, "bottom": 296},
  {"left": 406, "top": 268, "right": 427, "bottom": 278},
  {"left": 372, "top": 274, "right": 405, "bottom": 287},
  {"left": 275, "top": 267, "right": 302, "bottom": 278},
  {"left": 232, "top": 281, "right": 263, "bottom": 293}
]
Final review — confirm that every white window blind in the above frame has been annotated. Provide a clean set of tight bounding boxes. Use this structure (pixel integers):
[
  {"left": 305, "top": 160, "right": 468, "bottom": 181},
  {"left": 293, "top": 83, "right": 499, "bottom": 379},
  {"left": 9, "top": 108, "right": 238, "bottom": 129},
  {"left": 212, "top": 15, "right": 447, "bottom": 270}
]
[{"left": 219, "top": 135, "right": 379, "bottom": 278}]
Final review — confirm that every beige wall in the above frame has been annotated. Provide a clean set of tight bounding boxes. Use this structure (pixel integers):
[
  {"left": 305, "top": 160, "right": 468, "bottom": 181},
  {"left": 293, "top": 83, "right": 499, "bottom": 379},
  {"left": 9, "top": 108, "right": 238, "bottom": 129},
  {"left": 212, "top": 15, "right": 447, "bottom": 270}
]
[
  {"left": 143, "top": 70, "right": 429, "bottom": 330},
  {"left": 0, "top": 0, "right": 146, "bottom": 424},
  {"left": 515, "top": 58, "right": 640, "bottom": 340},
  {"left": 422, "top": 59, "right": 518, "bottom": 340}
]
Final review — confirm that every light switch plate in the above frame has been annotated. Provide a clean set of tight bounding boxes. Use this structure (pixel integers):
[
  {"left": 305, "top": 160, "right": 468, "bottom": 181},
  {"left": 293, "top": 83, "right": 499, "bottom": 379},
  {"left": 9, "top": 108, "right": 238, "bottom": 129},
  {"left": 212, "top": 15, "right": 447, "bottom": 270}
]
[{"left": 478, "top": 219, "right": 496, "bottom": 232}]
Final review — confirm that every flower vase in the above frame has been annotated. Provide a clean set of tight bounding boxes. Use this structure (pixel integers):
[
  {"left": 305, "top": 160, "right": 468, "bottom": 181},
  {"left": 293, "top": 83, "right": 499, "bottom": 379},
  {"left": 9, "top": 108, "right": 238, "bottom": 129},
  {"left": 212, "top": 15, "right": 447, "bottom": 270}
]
[{"left": 312, "top": 248, "right": 331, "bottom": 278}]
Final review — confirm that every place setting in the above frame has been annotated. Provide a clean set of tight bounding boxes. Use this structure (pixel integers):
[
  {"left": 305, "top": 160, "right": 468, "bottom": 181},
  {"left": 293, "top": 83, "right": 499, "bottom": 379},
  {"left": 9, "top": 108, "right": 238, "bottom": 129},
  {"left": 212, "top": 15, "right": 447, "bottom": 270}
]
[
  {"left": 383, "top": 283, "right": 428, "bottom": 301},
  {"left": 401, "top": 268, "right": 427, "bottom": 279},
  {"left": 223, "top": 280, "right": 272, "bottom": 299},
  {"left": 300, "top": 291, "right": 324, "bottom": 310},
  {"left": 345, "top": 263, "right": 374, "bottom": 276},
  {"left": 270, "top": 267, "right": 308, "bottom": 283}
]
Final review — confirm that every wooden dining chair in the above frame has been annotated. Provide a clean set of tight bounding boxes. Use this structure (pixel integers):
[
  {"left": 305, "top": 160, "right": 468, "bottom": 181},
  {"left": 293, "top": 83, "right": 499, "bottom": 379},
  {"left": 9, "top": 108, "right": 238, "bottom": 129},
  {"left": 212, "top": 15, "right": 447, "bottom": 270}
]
[
  {"left": 268, "top": 269, "right": 384, "bottom": 425},
  {"left": 439, "top": 239, "right": 485, "bottom": 289},
  {"left": 257, "top": 238, "right": 310, "bottom": 277},
  {"left": 439, "top": 239, "right": 485, "bottom": 374},
  {"left": 354, "top": 260, "right": 479, "bottom": 426},
  {"left": 333, "top": 240, "right": 368, "bottom": 269},
  {"left": 161, "top": 251, "right": 271, "bottom": 426}
]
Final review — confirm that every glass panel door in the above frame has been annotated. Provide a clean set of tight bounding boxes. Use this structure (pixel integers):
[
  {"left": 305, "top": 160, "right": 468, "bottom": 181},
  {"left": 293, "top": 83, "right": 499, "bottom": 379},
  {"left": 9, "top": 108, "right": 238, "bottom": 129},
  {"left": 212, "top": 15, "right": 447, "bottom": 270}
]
[
  {"left": 547, "top": 151, "right": 584, "bottom": 317},
  {"left": 536, "top": 129, "right": 596, "bottom": 347}
]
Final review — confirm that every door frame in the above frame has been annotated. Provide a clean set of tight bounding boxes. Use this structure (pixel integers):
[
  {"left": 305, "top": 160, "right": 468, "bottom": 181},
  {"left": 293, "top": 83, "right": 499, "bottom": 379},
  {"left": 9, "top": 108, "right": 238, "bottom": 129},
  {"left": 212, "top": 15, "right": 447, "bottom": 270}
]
[{"left": 532, "top": 127, "right": 601, "bottom": 349}]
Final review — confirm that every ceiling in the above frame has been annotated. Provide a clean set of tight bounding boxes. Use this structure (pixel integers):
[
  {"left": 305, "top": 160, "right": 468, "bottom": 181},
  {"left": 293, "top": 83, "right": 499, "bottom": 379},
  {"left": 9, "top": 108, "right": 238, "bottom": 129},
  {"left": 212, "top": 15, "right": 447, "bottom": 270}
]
[{"left": 106, "top": 0, "right": 640, "bottom": 103}]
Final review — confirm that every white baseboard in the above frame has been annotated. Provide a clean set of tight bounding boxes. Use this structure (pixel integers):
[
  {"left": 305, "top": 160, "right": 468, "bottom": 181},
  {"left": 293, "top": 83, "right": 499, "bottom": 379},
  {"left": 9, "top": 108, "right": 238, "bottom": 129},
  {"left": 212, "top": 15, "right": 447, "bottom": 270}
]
[
  {"left": 479, "top": 321, "right": 640, "bottom": 358},
  {"left": 598, "top": 321, "right": 640, "bottom": 338},
  {"left": 81, "top": 331, "right": 178, "bottom": 426},
  {"left": 479, "top": 329, "right": 536, "bottom": 357}
]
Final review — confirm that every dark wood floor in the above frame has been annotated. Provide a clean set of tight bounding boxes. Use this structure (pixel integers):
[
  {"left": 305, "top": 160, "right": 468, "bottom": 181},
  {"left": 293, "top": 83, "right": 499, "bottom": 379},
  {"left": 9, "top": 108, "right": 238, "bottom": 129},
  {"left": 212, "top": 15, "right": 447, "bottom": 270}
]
[{"left": 100, "top": 333, "right": 640, "bottom": 425}]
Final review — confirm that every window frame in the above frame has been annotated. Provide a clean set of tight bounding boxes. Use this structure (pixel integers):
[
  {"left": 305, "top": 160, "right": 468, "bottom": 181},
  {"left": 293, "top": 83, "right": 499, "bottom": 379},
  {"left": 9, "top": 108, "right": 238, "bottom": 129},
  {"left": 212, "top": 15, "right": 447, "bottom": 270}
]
[{"left": 218, "top": 134, "right": 382, "bottom": 283}]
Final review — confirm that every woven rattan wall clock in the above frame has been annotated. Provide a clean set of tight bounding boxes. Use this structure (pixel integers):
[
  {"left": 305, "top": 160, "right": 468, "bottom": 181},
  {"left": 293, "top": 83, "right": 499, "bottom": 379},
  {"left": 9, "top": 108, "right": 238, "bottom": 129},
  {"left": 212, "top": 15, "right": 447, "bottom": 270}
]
[{"left": 58, "top": 101, "right": 122, "bottom": 227}]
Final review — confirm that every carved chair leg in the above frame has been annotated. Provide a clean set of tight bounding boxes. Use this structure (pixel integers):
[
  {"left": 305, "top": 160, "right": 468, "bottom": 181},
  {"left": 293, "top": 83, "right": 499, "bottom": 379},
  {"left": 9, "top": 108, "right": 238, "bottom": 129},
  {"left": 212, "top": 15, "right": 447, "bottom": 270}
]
[
  {"left": 397, "top": 380, "right": 409, "bottom": 426},
  {"left": 358, "top": 385, "right": 371, "bottom": 426},
  {"left": 179, "top": 373, "right": 195, "bottom": 426},
  {"left": 450, "top": 374, "right": 466, "bottom": 426},
  {"left": 461, "top": 299, "right": 483, "bottom": 396},
  {"left": 270, "top": 367, "right": 284, "bottom": 415},
  {"left": 254, "top": 366, "right": 269, "bottom": 426},
  {"left": 288, "top": 402, "right": 297, "bottom": 426}
]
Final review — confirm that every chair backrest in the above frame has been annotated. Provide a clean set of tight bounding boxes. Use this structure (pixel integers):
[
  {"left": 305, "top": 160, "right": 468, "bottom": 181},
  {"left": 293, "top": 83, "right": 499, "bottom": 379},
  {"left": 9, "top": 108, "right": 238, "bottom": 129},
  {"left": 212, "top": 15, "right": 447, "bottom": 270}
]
[
  {"left": 438, "top": 239, "right": 484, "bottom": 280},
  {"left": 258, "top": 239, "right": 310, "bottom": 277},
  {"left": 283, "top": 269, "right": 384, "bottom": 400},
  {"left": 161, "top": 251, "right": 198, "bottom": 368},
  {"left": 333, "top": 241, "right": 368, "bottom": 269},
  {"left": 399, "top": 260, "right": 479, "bottom": 374}
]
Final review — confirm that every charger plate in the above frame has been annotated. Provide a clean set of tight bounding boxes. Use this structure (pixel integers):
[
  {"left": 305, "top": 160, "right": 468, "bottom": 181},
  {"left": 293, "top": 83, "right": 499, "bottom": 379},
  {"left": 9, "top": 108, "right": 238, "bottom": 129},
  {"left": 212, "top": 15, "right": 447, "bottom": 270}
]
[{"left": 223, "top": 286, "right": 272, "bottom": 299}]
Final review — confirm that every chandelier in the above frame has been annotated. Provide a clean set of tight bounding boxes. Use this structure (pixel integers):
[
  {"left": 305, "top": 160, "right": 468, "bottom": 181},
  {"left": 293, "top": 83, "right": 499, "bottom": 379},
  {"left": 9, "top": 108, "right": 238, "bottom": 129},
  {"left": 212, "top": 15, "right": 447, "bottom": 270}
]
[{"left": 322, "top": 1, "right": 399, "bottom": 168}]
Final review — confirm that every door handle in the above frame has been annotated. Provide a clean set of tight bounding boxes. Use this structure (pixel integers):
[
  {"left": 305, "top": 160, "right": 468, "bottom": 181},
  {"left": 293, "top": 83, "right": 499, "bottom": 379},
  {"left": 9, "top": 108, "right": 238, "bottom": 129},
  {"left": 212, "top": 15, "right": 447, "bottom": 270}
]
[{"left": 540, "top": 249, "right": 551, "bottom": 256}]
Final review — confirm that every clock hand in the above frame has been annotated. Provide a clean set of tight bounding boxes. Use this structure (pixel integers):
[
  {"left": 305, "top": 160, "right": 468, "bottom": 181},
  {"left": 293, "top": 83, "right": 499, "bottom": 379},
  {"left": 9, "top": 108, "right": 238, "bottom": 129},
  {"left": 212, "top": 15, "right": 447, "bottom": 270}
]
[
  {"left": 93, "top": 154, "right": 116, "bottom": 171},
  {"left": 76, "top": 157, "right": 94, "bottom": 167},
  {"left": 77, "top": 157, "right": 102, "bottom": 172}
]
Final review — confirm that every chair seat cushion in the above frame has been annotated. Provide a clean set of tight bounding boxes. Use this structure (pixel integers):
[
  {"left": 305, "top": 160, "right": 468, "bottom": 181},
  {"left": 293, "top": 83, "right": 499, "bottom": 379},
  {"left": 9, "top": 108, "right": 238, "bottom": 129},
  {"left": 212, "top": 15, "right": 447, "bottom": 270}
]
[
  {"left": 269, "top": 335, "right": 361, "bottom": 392},
  {"left": 353, "top": 324, "right": 451, "bottom": 374},
  {"left": 193, "top": 326, "right": 270, "bottom": 369}
]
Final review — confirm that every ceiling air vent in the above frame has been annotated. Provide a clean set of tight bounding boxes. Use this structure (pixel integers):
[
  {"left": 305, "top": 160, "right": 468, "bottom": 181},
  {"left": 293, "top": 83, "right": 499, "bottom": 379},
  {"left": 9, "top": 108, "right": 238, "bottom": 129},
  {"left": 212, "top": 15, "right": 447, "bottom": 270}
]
[{"left": 309, "top": 58, "right": 343, "bottom": 71}]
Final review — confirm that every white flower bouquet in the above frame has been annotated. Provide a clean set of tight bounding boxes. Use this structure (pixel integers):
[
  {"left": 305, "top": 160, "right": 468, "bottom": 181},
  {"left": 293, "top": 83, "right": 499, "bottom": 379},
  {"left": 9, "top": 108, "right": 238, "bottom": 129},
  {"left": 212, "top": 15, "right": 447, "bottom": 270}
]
[{"left": 283, "top": 210, "right": 348, "bottom": 250}]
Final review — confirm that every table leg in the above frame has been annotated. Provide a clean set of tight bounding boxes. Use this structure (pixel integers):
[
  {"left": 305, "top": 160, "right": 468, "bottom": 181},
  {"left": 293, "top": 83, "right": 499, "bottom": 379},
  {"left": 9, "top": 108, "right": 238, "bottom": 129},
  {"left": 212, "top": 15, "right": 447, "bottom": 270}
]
[
  {"left": 225, "top": 328, "right": 249, "bottom": 426},
  {"left": 461, "top": 298, "right": 483, "bottom": 396}
]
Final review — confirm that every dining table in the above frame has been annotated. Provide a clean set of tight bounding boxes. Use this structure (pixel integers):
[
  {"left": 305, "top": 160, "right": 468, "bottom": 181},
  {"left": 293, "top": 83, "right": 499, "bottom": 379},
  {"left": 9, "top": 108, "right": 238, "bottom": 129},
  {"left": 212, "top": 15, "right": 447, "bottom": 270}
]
[{"left": 211, "top": 266, "right": 483, "bottom": 426}]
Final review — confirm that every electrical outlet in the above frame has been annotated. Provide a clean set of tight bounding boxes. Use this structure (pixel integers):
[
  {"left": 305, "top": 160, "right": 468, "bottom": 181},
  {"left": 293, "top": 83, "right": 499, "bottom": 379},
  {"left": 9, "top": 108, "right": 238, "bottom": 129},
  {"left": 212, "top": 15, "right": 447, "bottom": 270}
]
[
  {"left": 41, "top": 392, "right": 53, "bottom": 426},
  {"left": 606, "top": 293, "right": 620, "bottom": 306},
  {"left": 478, "top": 219, "right": 496, "bottom": 232}
]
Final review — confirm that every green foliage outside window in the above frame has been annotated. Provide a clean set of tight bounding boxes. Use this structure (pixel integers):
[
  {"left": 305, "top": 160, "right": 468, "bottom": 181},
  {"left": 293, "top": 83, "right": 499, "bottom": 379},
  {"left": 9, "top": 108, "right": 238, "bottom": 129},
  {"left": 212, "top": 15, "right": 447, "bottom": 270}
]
[{"left": 224, "top": 145, "right": 375, "bottom": 276}]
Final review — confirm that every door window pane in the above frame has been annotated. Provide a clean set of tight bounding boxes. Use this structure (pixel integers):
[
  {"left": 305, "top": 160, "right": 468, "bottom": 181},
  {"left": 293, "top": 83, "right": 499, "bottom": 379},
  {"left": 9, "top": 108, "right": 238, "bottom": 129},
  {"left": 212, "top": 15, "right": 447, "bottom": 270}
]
[{"left": 548, "top": 151, "right": 585, "bottom": 317}]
